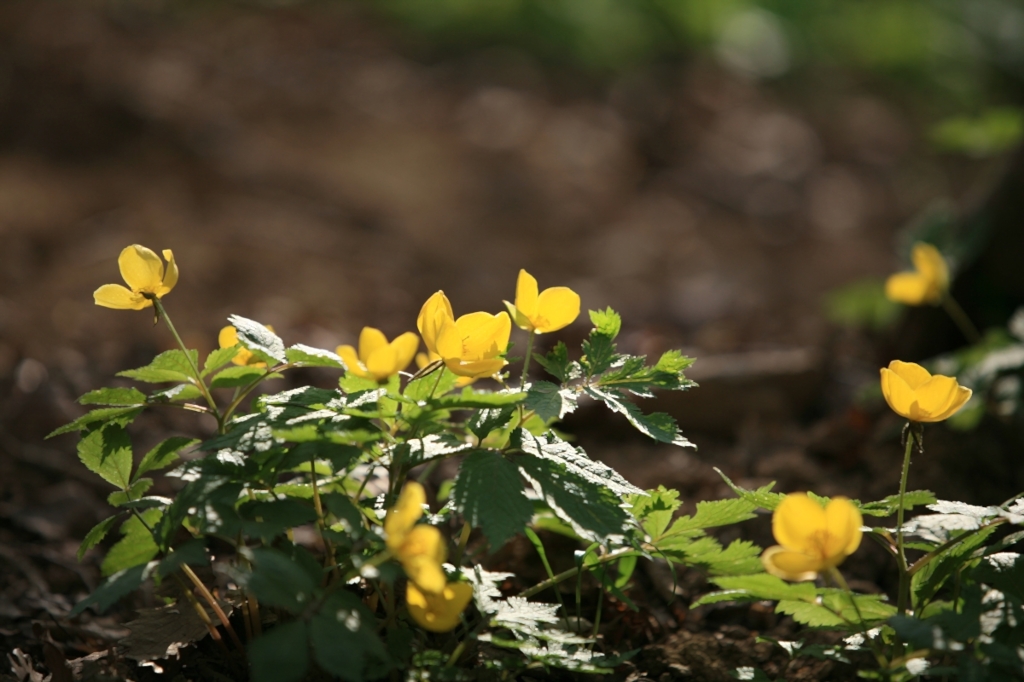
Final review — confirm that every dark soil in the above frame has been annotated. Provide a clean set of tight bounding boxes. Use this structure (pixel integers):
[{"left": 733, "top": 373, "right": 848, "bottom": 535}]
[{"left": 2, "top": 2, "right": 1023, "bottom": 681}]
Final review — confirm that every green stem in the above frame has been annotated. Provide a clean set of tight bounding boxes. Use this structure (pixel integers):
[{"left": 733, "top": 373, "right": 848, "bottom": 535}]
[
  {"left": 907, "top": 517, "right": 1006, "bottom": 576},
  {"left": 518, "top": 548, "right": 640, "bottom": 599},
  {"left": 895, "top": 428, "right": 915, "bottom": 617},
  {"left": 310, "top": 458, "right": 338, "bottom": 580},
  {"left": 221, "top": 363, "right": 291, "bottom": 424},
  {"left": 941, "top": 296, "right": 982, "bottom": 345},
  {"left": 524, "top": 528, "right": 567, "bottom": 615},
  {"left": 152, "top": 298, "right": 223, "bottom": 431},
  {"left": 828, "top": 567, "right": 888, "bottom": 671},
  {"left": 520, "top": 331, "right": 535, "bottom": 387},
  {"left": 453, "top": 522, "right": 472, "bottom": 567}
]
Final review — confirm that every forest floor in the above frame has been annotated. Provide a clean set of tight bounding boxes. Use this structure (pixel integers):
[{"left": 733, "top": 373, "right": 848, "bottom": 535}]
[{"left": 0, "top": 2, "right": 1020, "bottom": 681}]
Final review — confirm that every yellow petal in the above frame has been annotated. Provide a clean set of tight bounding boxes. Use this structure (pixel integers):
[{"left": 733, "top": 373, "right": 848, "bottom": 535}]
[
  {"left": 455, "top": 312, "right": 511, "bottom": 359},
  {"left": 118, "top": 245, "right": 165, "bottom": 294},
  {"left": 219, "top": 326, "right": 239, "bottom": 349},
  {"left": 823, "top": 497, "right": 862, "bottom": 559},
  {"left": 160, "top": 249, "right": 179, "bottom": 294},
  {"left": 415, "top": 352, "right": 430, "bottom": 370},
  {"left": 407, "top": 582, "right": 473, "bottom": 633},
  {"left": 888, "top": 360, "right": 932, "bottom": 390},
  {"left": 911, "top": 243, "right": 948, "bottom": 295},
  {"left": 94, "top": 284, "right": 149, "bottom": 310},
  {"left": 385, "top": 482, "right": 426, "bottom": 549},
  {"left": 914, "top": 374, "right": 960, "bottom": 419},
  {"left": 503, "top": 301, "right": 533, "bottom": 331},
  {"left": 535, "top": 287, "right": 581, "bottom": 333},
  {"left": 359, "top": 327, "right": 389, "bottom": 364},
  {"left": 365, "top": 344, "right": 399, "bottom": 381},
  {"left": 515, "top": 270, "right": 539, "bottom": 321},
  {"left": 930, "top": 385, "right": 972, "bottom": 422},
  {"left": 885, "top": 272, "right": 931, "bottom": 306},
  {"left": 880, "top": 367, "right": 917, "bottom": 420},
  {"left": 400, "top": 526, "right": 447, "bottom": 594},
  {"left": 435, "top": 319, "right": 464, "bottom": 360},
  {"left": 417, "top": 291, "right": 454, "bottom": 356},
  {"left": 772, "top": 493, "right": 826, "bottom": 553},
  {"left": 761, "top": 546, "right": 822, "bottom": 582},
  {"left": 444, "top": 357, "right": 507, "bottom": 379},
  {"left": 336, "top": 345, "right": 369, "bottom": 378},
  {"left": 391, "top": 332, "right": 420, "bottom": 373}
]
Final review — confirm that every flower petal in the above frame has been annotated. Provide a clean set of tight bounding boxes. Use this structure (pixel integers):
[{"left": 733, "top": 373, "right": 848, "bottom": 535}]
[
  {"left": 435, "top": 319, "right": 464, "bottom": 360},
  {"left": 160, "top": 249, "right": 179, "bottom": 294},
  {"left": 503, "top": 300, "right": 533, "bottom": 331},
  {"left": 455, "top": 312, "right": 510, "bottom": 359},
  {"left": 444, "top": 358, "right": 507, "bottom": 379},
  {"left": 391, "top": 332, "right": 420, "bottom": 374},
  {"left": 366, "top": 344, "right": 399, "bottom": 381},
  {"left": 911, "top": 243, "right": 948, "bottom": 295},
  {"left": 888, "top": 361, "right": 932, "bottom": 390},
  {"left": 118, "top": 245, "right": 165, "bottom": 293},
  {"left": 385, "top": 482, "right": 426, "bottom": 549},
  {"left": 336, "top": 345, "right": 368, "bottom": 378},
  {"left": 772, "top": 493, "right": 826, "bottom": 552},
  {"left": 885, "top": 272, "right": 931, "bottom": 306},
  {"left": 401, "top": 525, "right": 447, "bottom": 594},
  {"left": 515, "top": 270, "right": 539, "bottom": 321},
  {"left": 219, "top": 326, "right": 239, "bottom": 349},
  {"left": 761, "top": 546, "right": 821, "bottom": 582},
  {"left": 880, "top": 367, "right": 918, "bottom": 420},
  {"left": 417, "top": 291, "right": 454, "bottom": 355},
  {"left": 407, "top": 582, "right": 473, "bottom": 633},
  {"left": 914, "top": 374, "right": 962, "bottom": 420},
  {"left": 930, "top": 385, "right": 972, "bottom": 422},
  {"left": 359, "top": 327, "right": 389, "bottom": 364},
  {"left": 535, "top": 287, "right": 581, "bottom": 333},
  {"left": 823, "top": 497, "right": 862, "bottom": 559},
  {"left": 94, "top": 284, "right": 149, "bottom": 310}
]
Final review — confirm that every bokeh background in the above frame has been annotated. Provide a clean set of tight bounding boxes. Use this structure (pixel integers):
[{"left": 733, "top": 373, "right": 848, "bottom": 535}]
[{"left": 3, "top": 0, "right": 1024, "bottom": 669}]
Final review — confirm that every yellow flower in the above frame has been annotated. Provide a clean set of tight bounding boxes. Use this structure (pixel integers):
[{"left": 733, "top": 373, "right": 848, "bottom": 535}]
[
  {"left": 336, "top": 327, "right": 419, "bottom": 382},
  {"left": 761, "top": 493, "right": 863, "bottom": 582},
  {"left": 885, "top": 242, "right": 949, "bottom": 306},
  {"left": 417, "top": 291, "right": 455, "bottom": 357},
  {"left": 385, "top": 482, "right": 447, "bottom": 594},
  {"left": 415, "top": 350, "right": 476, "bottom": 388},
  {"left": 94, "top": 245, "right": 179, "bottom": 310},
  {"left": 880, "top": 360, "right": 972, "bottom": 423},
  {"left": 406, "top": 581, "right": 473, "bottom": 633},
  {"left": 219, "top": 325, "right": 275, "bottom": 367},
  {"left": 504, "top": 269, "right": 581, "bottom": 333},
  {"left": 435, "top": 312, "right": 512, "bottom": 379}
]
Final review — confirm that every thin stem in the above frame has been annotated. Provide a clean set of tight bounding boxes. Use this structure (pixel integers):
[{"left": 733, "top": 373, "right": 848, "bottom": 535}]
[
  {"left": 895, "top": 428, "right": 915, "bottom": 617},
  {"left": 828, "top": 567, "right": 888, "bottom": 670},
  {"left": 518, "top": 548, "right": 640, "bottom": 599},
  {"left": 524, "top": 528, "right": 567, "bottom": 616},
  {"left": 520, "top": 331, "right": 535, "bottom": 387},
  {"left": 152, "top": 298, "right": 223, "bottom": 431},
  {"left": 941, "top": 296, "right": 982, "bottom": 345},
  {"left": 173, "top": 574, "right": 230, "bottom": 655},
  {"left": 310, "top": 458, "right": 338, "bottom": 580},
  {"left": 453, "top": 522, "right": 472, "bottom": 567},
  {"left": 591, "top": 570, "right": 604, "bottom": 640},
  {"left": 181, "top": 563, "right": 245, "bottom": 651}
]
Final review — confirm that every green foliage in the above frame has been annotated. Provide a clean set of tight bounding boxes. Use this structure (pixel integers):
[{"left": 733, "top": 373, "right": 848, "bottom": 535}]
[
  {"left": 77, "top": 424, "right": 134, "bottom": 489},
  {"left": 79, "top": 387, "right": 147, "bottom": 406},
  {"left": 118, "top": 349, "right": 199, "bottom": 383},
  {"left": 229, "top": 315, "right": 287, "bottom": 365},
  {"left": 452, "top": 450, "right": 533, "bottom": 547},
  {"left": 825, "top": 278, "right": 901, "bottom": 331},
  {"left": 135, "top": 437, "right": 197, "bottom": 480},
  {"left": 931, "top": 108, "right": 1024, "bottom": 158}
]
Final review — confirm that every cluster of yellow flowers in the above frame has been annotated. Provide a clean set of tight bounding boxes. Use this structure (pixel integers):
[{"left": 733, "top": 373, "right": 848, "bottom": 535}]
[{"left": 384, "top": 482, "right": 472, "bottom": 632}]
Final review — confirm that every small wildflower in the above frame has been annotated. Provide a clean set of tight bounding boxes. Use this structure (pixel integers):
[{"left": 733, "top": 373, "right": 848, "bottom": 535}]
[
  {"left": 337, "top": 327, "right": 419, "bottom": 382},
  {"left": 885, "top": 242, "right": 949, "bottom": 306},
  {"left": 504, "top": 269, "right": 580, "bottom": 334},
  {"left": 385, "top": 482, "right": 447, "bottom": 594},
  {"left": 406, "top": 581, "right": 474, "bottom": 633},
  {"left": 761, "top": 493, "right": 862, "bottom": 582},
  {"left": 880, "top": 360, "right": 972, "bottom": 423},
  {"left": 417, "top": 291, "right": 455, "bottom": 358},
  {"left": 94, "top": 245, "right": 178, "bottom": 310},
  {"left": 435, "top": 312, "right": 511, "bottom": 379}
]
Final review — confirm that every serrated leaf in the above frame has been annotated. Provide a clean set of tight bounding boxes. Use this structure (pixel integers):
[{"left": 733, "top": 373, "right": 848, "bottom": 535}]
[
  {"left": 714, "top": 468, "right": 784, "bottom": 510},
  {"left": 581, "top": 334, "right": 618, "bottom": 377},
  {"left": 628, "top": 486, "right": 681, "bottom": 539},
  {"left": 135, "top": 437, "right": 198, "bottom": 480},
  {"left": 47, "top": 406, "right": 145, "bottom": 438},
  {"left": 286, "top": 344, "right": 346, "bottom": 369},
  {"left": 584, "top": 386, "right": 693, "bottom": 447},
  {"left": 694, "top": 539, "right": 764, "bottom": 576},
  {"left": 518, "top": 430, "right": 643, "bottom": 496},
  {"left": 912, "top": 524, "right": 997, "bottom": 605},
  {"left": 102, "top": 509, "right": 161, "bottom": 576},
  {"left": 78, "top": 516, "right": 120, "bottom": 561},
  {"left": 79, "top": 387, "right": 147, "bottom": 406},
  {"left": 518, "top": 455, "right": 630, "bottom": 544},
  {"left": 665, "top": 498, "right": 758, "bottom": 536},
  {"left": 118, "top": 349, "right": 198, "bottom": 384},
  {"left": 201, "top": 346, "right": 239, "bottom": 377},
  {"left": 589, "top": 308, "right": 621, "bottom": 339},
  {"left": 148, "top": 384, "right": 203, "bottom": 402},
  {"left": 859, "top": 490, "right": 938, "bottom": 517},
  {"left": 70, "top": 563, "right": 150, "bottom": 616},
  {"left": 249, "top": 621, "right": 310, "bottom": 682},
  {"left": 453, "top": 450, "right": 533, "bottom": 547},
  {"left": 403, "top": 366, "right": 458, "bottom": 402},
  {"left": 466, "top": 405, "right": 516, "bottom": 440},
  {"left": 78, "top": 424, "right": 134, "bottom": 489},
  {"left": 229, "top": 315, "right": 287, "bottom": 365},
  {"left": 109, "top": 478, "right": 154, "bottom": 507},
  {"left": 525, "top": 381, "right": 578, "bottom": 422},
  {"left": 210, "top": 365, "right": 272, "bottom": 389},
  {"left": 697, "top": 574, "right": 817, "bottom": 604},
  {"left": 535, "top": 342, "right": 571, "bottom": 383}
]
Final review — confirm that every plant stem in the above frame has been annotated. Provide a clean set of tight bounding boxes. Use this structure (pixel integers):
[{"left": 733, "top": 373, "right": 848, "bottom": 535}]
[
  {"left": 453, "top": 522, "right": 472, "bottom": 567},
  {"left": 895, "top": 428, "right": 916, "bottom": 617},
  {"left": 518, "top": 548, "right": 640, "bottom": 599},
  {"left": 941, "top": 296, "right": 982, "bottom": 345},
  {"left": 520, "top": 331, "right": 535, "bottom": 387},
  {"left": 828, "top": 567, "right": 888, "bottom": 670},
  {"left": 152, "top": 298, "right": 223, "bottom": 431},
  {"left": 174, "top": 574, "right": 231, "bottom": 655},
  {"left": 310, "top": 458, "right": 338, "bottom": 581},
  {"left": 181, "top": 563, "right": 245, "bottom": 650}
]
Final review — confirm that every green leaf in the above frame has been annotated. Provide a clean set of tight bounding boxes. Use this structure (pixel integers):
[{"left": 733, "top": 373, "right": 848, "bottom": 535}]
[
  {"left": 79, "top": 387, "right": 147, "bottom": 406},
  {"left": 581, "top": 332, "right": 618, "bottom": 377},
  {"left": 912, "top": 524, "right": 997, "bottom": 605},
  {"left": 589, "top": 308, "right": 621, "bottom": 339},
  {"left": 310, "top": 592, "right": 387, "bottom": 682},
  {"left": 628, "top": 486, "right": 681, "bottom": 539},
  {"left": 535, "top": 342, "right": 573, "bottom": 383},
  {"left": 148, "top": 384, "right": 204, "bottom": 402},
  {"left": 201, "top": 345, "right": 238, "bottom": 377},
  {"left": 285, "top": 344, "right": 345, "bottom": 369},
  {"left": 776, "top": 592, "right": 896, "bottom": 628},
  {"left": 858, "top": 490, "right": 938, "bottom": 517},
  {"left": 101, "top": 509, "right": 161, "bottom": 576},
  {"left": 46, "top": 406, "right": 145, "bottom": 438},
  {"left": 78, "top": 424, "right": 133, "bottom": 489},
  {"left": 453, "top": 450, "right": 533, "bottom": 547},
  {"left": 714, "top": 468, "right": 784, "bottom": 510},
  {"left": 243, "top": 548, "right": 319, "bottom": 613},
  {"left": 693, "top": 573, "right": 815, "bottom": 605},
  {"left": 930, "top": 107, "right": 1024, "bottom": 158},
  {"left": 77, "top": 516, "right": 120, "bottom": 561},
  {"left": 155, "top": 539, "right": 209, "bottom": 579},
  {"left": 70, "top": 563, "right": 150, "bottom": 616},
  {"left": 691, "top": 539, "right": 764, "bottom": 576},
  {"left": 518, "top": 430, "right": 644, "bottom": 496},
  {"left": 403, "top": 366, "right": 458, "bottom": 402},
  {"left": 525, "top": 381, "right": 578, "bottom": 422},
  {"left": 210, "top": 365, "right": 271, "bottom": 389},
  {"left": 584, "top": 386, "right": 692, "bottom": 447},
  {"left": 434, "top": 387, "right": 526, "bottom": 409},
  {"left": 108, "top": 478, "right": 154, "bottom": 507},
  {"left": 466, "top": 405, "right": 516, "bottom": 440},
  {"left": 240, "top": 499, "right": 318, "bottom": 541},
  {"left": 665, "top": 498, "right": 758, "bottom": 536},
  {"left": 518, "top": 455, "right": 630, "bottom": 543},
  {"left": 249, "top": 621, "right": 310, "bottom": 682},
  {"left": 229, "top": 315, "right": 287, "bottom": 365},
  {"left": 117, "top": 349, "right": 198, "bottom": 383},
  {"left": 135, "top": 437, "right": 198, "bottom": 480}
]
